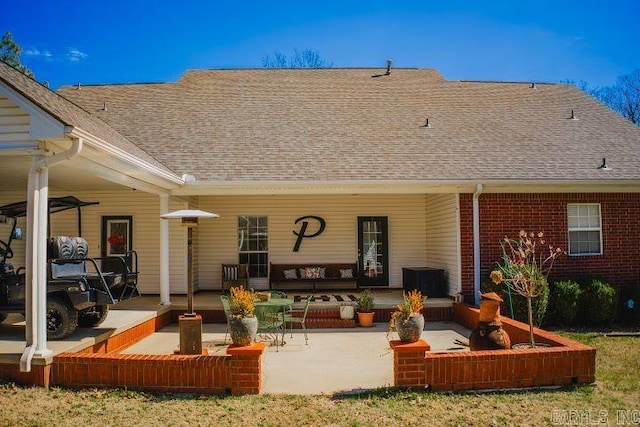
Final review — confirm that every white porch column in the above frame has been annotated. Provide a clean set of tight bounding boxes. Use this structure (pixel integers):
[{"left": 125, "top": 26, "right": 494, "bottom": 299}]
[
  {"left": 35, "top": 167, "right": 50, "bottom": 355},
  {"left": 20, "top": 157, "right": 53, "bottom": 372},
  {"left": 473, "top": 183, "right": 484, "bottom": 307},
  {"left": 20, "top": 138, "right": 82, "bottom": 372},
  {"left": 159, "top": 194, "right": 171, "bottom": 305}
]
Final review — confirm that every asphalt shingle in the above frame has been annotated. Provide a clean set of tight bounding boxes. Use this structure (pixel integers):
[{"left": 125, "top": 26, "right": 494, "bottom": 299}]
[{"left": 57, "top": 67, "right": 640, "bottom": 182}]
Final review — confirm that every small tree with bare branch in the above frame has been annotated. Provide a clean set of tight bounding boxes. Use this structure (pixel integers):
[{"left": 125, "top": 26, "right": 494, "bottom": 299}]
[{"left": 490, "top": 231, "right": 563, "bottom": 347}]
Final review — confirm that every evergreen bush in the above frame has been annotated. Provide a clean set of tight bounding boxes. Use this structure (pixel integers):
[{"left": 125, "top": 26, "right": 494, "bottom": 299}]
[
  {"left": 547, "top": 280, "right": 581, "bottom": 326},
  {"left": 578, "top": 279, "right": 617, "bottom": 325}
]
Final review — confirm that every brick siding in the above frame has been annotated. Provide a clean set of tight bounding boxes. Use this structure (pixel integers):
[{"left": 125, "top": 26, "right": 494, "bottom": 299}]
[{"left": 459, "top": 193, "right": 640, "bottom": 302}]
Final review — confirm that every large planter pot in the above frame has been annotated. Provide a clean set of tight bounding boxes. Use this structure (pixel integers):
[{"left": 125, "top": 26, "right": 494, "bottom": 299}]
[
  {"left": 357, "top": 311, "right": 375, "bottom": 327},
  {"left": 395, "top": 313, "right": 425, "bottom": 342},
  {"left": 229, "top": 315, "right": 258, "bottom": 346}
]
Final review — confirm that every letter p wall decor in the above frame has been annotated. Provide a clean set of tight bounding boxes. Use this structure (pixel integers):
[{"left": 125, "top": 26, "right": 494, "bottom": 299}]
[{"left": 293, "top": 215, "right": 326, "bottom": 252}]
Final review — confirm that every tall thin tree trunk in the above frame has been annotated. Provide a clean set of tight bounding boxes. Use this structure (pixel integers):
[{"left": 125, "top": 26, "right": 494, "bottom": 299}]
[{"left": 527, "top": 296, "right": 535, "bottom": 347}]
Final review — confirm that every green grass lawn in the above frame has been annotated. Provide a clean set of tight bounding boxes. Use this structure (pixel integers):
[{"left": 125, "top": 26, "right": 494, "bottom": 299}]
[{"left": 1, "top": 332, "right": 638, "bottom": 427}]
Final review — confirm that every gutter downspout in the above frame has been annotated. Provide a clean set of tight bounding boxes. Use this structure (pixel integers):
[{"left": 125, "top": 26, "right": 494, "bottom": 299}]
[
  {"left": 20, "top": 138, "right": 83, "bottom": 372},
  {"left": 473, "top": 183, "right": 483, "bottom": 307}
]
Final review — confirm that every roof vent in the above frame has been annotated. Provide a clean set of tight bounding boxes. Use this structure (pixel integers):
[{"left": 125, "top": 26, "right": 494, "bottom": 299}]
[
  {"left": 421, "top": 117, "right": 432, "bottom": 128},
  {"left": 101, "top": 102, "right": 108, "bottom": 111},
  {"left": 597, "top": 158, "right": 611, "bottom": 171},
  {"left": 371, "top": 59, "right": 394, "bottom": 78},
  {"left": 76, "top": 83, "right": 81, "bottom": 90},
  {"left": 530, "top": 82, "right": 536, "bottom": 89},
  {"left": 569, "top": 110, "right": 578, "bottom": 120}
]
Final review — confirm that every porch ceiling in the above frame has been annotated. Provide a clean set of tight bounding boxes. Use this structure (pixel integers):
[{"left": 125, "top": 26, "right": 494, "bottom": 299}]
[{"left": 0, "top": 153, "right": 133, "bottom": 192}]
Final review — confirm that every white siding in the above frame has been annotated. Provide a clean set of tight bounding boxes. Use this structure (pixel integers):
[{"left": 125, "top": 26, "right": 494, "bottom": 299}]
[
  {"left": 0, "top": 96, "right": 30, "bottom": 145},
  {"left": 0, "top": 190, "right": 188, "bottom": 295},
  {"left": 196, "top": 194, "right": 428, "bottom": 290},
  {"left": 425, "top": 193, "right": 461, "bottom": 296},
  {"left": 1, "top": 190, "right": 461, "bottom": 296}
]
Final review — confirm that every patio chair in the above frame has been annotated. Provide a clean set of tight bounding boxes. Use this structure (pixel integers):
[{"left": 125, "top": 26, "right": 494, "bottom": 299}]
[
  {"left": 255, "top": 304, "right": 285, "bottom": 351},
  {"left": 220, "top": 295, "right": 232, "bottom": 344},
  {"left": 284, "top": 295, "right": 312, "bottom": 344}
]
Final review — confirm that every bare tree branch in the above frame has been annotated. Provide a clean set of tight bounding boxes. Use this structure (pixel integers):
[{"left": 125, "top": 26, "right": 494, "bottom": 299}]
[{"left": 262, "top": 49, "right": 332, "bottom": 68}]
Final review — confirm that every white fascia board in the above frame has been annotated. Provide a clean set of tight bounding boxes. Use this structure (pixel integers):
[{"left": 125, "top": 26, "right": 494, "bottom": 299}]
[
  {"left": 171, "top": 179, "right": 640, "bottom": 196},
  {"left": 64, "top": 127, "right": 184, "bottom": 189},
  {"left": 67, "top": 157, "right": 175, "bottom": 195},
  {"left": 0, "top": 81, "right": 66, "bottom": 140}
]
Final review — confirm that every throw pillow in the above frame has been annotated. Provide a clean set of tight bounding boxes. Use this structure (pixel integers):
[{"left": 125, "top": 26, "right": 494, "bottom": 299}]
[
  {"left": 304, "top": 267, "right": 321, "bottom": 279},
  {"left": 283, "top": 268, "right": 298, "bottom": 279},
  {"left": 340, "top": 268, "right": 353, "bottom": 279},
  {"left": 318, "top": 267, "right": 326, "bottom": 279}
]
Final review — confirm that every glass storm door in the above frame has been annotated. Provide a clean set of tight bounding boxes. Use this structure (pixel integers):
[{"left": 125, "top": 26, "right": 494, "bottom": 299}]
[{"left": 357, "top": 216, "right": 389, "bottom": 287}]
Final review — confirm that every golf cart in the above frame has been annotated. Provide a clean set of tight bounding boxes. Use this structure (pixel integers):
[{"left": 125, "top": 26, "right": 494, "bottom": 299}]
[{"left": 0, "top": 196, "right": 140, "bottom": 339}]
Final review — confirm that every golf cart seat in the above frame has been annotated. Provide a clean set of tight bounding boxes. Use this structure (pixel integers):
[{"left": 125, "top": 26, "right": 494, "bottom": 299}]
[{"left": 48, "top": 236, "right": 138, "bottom": 303}]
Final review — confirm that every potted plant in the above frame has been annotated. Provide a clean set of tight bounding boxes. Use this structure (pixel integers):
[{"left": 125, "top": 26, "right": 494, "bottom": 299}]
[
  {"left": 490, "top": 230, "right": 563, "bottom": 348},
  {"left": 228, "top": 286, "right": 258, "bottom": 346},
  {"left": 388, "top": 289, "right": 425, "bottom": 342},
  {"left": 356, "top": 289, "right": 375, "bottom": 327}
]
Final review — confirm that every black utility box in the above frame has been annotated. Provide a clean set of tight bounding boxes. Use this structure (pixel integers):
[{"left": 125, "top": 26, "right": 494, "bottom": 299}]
[{"left": 402, "top": 267, "right": 446, "bottom": 298}]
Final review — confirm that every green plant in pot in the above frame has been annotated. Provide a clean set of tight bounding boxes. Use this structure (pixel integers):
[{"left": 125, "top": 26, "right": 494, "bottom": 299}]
[
  {"left": 388, "top": 289, "right": 425, "bottom": 342},
  {"left": 228, "top": 286, "right": 258, "bottom": 346},
  {"left": 356, "top": 289, "right": 375, "bottom": 327}
]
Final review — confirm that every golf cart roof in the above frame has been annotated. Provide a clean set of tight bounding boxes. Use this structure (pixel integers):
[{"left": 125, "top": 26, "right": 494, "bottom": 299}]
[{"left": 0, "top": 196, "right": 99, "bottom": 218}]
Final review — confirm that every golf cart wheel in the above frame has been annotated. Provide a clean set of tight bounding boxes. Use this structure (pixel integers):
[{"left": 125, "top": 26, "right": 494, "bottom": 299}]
[
  {"left": 0, "top": 313, "right": 7, "bottom": 323},
  {"left": 78, "top": 305, "right": 109, "bottom": 327},
  {"left": 47, "top": 297, "right": 78, "bottom": 340}
]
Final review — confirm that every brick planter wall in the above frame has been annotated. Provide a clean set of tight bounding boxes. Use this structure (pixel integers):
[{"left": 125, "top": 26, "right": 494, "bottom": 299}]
[
  {"left": 459, "top": 193, "right": 640, "bottom": 302},
  {"left": 0, "top": 363, "right": 51, "bottom": 388},
  {"left": 390, "top": 304, "right": 596, "bottom": 392},
  {"left": 52, "top": 343, "right": 265, "bottom": 395}
]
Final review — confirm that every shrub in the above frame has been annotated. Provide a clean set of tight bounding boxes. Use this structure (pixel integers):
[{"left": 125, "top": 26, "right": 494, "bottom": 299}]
[
  {"left": 617, "top": 285, "right": 640, "bottom": 326},
  {"left": 356, "top": 289, "right": 375, "bottom": 312},
  {"left": 578, "top": 279, "right": 617, "bottom": 325},
  {"left": 547, "top": 280, "right": 581, "bottom": 326},
  {"left": 482, "top": 271, "right": 549, "bottom": 326}
]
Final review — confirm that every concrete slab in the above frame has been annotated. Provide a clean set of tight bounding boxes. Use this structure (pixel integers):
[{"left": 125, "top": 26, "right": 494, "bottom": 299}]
[
  {"left": 123, "top": 320, "right": 471, "bottom": 395},
  {"left": 262, "top": 323, "right": 394, "bottom": 394},
  {"left": 0, "top": 308, "right": 165, "bottom": 363}
]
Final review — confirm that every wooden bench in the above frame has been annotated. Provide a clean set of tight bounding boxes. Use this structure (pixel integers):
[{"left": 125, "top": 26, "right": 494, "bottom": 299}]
[
  {"left": 269, "top": 262, "right": 358, "bottom": 291},
  {"left": 221, "top": 263, "right": 249, "bottom": 291}
]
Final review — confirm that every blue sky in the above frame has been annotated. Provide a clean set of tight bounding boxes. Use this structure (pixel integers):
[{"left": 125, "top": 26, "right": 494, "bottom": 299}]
[{"left": 2, "top": 0, "right": 639, "bottom": 89}]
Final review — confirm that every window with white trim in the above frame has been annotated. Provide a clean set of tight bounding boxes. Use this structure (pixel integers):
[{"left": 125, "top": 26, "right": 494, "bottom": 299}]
[
  {"left": 567, "top": 203, "right": 602, "bottom": 255},
  {"left": 238, "top": 216, "right": 268, "bottom": 278}
]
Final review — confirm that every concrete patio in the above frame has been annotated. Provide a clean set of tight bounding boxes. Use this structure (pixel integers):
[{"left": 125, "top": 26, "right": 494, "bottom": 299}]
[
  {"left": 0, "top": 290, "right": 468, "bottom": 394},
  {"left": 121, "top": 320, "right": 471, "bottom": 394}
]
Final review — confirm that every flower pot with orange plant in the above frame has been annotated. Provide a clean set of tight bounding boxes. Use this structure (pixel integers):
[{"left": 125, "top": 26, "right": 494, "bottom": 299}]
[
  {"left": 228, "top": 286, "right": 258, "bottom": 346},
  {"left": 388, "top": 289, "right": 426, "bottom": 342}
]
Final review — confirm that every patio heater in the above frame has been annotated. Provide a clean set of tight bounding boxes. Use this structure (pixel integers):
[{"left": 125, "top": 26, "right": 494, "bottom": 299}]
[{"left": 161, "top": 209, "right": 219, "bottom": 354}]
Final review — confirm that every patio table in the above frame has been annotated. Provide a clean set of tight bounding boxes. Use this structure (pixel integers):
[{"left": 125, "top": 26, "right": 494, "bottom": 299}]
[{"left": 254, "top": 298, "right": 293, "bottom": 349}]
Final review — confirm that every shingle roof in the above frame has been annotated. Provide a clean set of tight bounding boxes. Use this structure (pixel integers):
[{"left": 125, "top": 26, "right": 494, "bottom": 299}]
[
  {"left": 58, "top": 67, "right": 640, "bottom": 182},
  {"left": 0, "top": 61, "right": 174, "bottom": 176}
]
